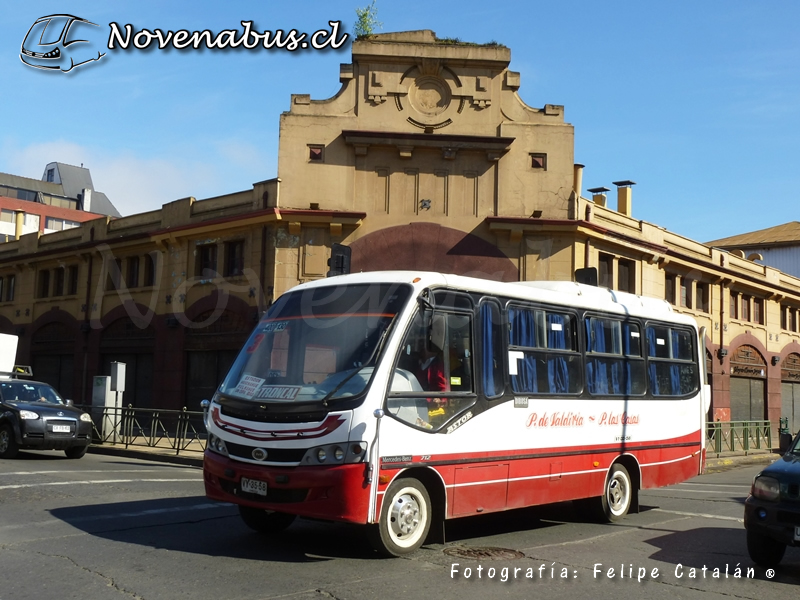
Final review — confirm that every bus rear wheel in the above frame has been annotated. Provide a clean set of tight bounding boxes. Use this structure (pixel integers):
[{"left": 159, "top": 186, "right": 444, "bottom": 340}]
[
  {"left": 601, "top": 464, "right": 632, "bottom": 522},
  {"left": 576, "top": 463, "right": 632, "bottom": 523},
  {"left": 369, "top": 477, "right": 431, "bottom": 557},
  {"left": 238, "top": 505, "right": 296, "bottom": 533}
]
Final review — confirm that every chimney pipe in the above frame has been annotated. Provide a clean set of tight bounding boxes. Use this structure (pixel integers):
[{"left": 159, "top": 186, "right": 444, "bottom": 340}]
[
  {"left": 587, "top": 186, "right": 610, "bottom": 208},
  {"left": 573, "top": 164, "right": 584, "bottom": 198},
  {"left": 612, "top": 180, "right": 636, "bottom": 217},
  {"left": 14, "top": 211, "right": 24, "bottom": 240}
]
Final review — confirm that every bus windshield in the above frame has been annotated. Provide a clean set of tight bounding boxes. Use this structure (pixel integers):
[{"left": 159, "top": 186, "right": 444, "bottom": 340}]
[{"left": 218, "top": 283, "right": 412, "bottom": 404}]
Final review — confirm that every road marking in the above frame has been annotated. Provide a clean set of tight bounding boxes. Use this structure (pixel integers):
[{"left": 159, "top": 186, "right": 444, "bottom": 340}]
[
  {"left": 2, "top": 469, "right": 195, "bottom": 476},
  {"left": 651, "top": 508, "right": 743, "bottom": 522},
  {"left": 0, "top": 478, "right": 200, "bottom": 490},
  {"left": 678, "top": 482, "right": 747, "bottom": 488},
  {"left": 647, "top": 488, "right": 743, "bottom": 494}
]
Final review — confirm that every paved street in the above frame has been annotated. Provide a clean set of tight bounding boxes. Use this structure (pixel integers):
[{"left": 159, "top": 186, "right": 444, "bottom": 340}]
[{"left": 0, "top": 450, "right": 797, "bottom": 600}]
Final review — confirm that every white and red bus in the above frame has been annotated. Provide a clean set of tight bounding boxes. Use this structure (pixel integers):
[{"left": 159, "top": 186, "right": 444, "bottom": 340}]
[{"left": 203, "top": 271, "right": 710, "bottom": 556}]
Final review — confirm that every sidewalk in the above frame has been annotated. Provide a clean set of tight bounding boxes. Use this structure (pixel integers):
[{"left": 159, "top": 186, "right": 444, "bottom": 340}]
[
  {"left": 87, "top": 442, "right": 780, "bottom": 473},
  {"left": 87, "top": 442, "right": 203, "bottom": 467}
]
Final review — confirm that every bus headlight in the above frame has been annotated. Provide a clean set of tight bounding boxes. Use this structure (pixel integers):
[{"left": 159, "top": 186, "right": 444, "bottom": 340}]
[
  {"left": 207, "top": 433, "right": 229, "bottom": 457},
  {"left": 303, "top": 442, "right": 367, "bottom": 465}
]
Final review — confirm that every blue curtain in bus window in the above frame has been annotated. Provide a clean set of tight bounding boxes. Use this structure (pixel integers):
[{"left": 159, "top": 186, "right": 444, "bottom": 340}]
[
  {"left": 509, "top": 308, "right": 537, "bottom": 393},
  {"left": 481, "top": 304, "right": 496, "bottom": 396},
  {"left": 646, "top": 327, "right": 660, "bottom": 395},
  {"left": 586, "top": 319, "right": 608, "bottom": 394},
  {"left": 547, "top": 313, "right": 569, "bottom": 393},
  {"left": 669, "top": 330, "right": 682, "bottom": 394}
]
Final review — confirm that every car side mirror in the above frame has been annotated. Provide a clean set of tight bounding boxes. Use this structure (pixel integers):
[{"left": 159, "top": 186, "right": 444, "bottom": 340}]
[{"left": 65, "top": 399, "right": 74, "bottom": 407}]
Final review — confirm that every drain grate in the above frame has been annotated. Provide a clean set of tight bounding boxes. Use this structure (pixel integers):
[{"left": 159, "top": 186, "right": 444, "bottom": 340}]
[{"left": 443, "top": 546, "right": 525, "bottom": 561}]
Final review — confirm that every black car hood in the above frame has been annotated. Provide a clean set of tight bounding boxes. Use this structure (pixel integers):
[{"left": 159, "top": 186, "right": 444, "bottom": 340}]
[
  {"left": 4, "top": 401, "right": 85, "bottom": 417},
  {"left": 761, "top": 453, "right": 800, "bottom": 479}
]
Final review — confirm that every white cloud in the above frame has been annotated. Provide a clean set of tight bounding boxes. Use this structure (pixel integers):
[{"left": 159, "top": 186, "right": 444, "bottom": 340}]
[{"left": 0, "top": 138, "right": 274, "bottom": 217}]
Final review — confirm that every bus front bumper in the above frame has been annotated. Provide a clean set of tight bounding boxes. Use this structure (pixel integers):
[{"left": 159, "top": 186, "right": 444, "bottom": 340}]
[{"left": 203, "top": 450, "right": 371, "bottom": 524}]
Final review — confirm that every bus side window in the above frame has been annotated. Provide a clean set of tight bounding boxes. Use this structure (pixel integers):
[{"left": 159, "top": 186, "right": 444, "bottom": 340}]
[
  {"left": 480, "top": 301, "right": 504, "bottom": 397},
  {"left": 388, "top": 309, "right": 476, "bottom": 431},
  {"left": 646, "top": 325, "right": 698, "bottom": 396}
]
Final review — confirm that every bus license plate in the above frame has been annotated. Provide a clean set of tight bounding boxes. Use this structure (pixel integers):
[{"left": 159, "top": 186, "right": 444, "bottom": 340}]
[
  {"left": 52, "top": 425, "right": 71, "bottom": 433},
  {"left": 240, "top": 477, "right": 268, "bottom": 496}
]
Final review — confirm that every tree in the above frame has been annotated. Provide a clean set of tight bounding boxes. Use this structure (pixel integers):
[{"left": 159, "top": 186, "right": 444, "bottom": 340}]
[{"left": 354, "top": 1, "right": 382, "bottom": 39}]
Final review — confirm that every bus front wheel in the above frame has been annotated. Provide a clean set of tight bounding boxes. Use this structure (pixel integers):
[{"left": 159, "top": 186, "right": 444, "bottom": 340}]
[
  {"left": 369, "top": 477, "right": 432, "bottom": 557},
  {"left": 238, "top": 505, "right": 296, "bottom": 533}
]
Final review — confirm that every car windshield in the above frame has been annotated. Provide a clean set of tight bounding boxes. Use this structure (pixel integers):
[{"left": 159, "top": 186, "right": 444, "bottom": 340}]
[
  {"left": 0, "top": 381, "right": 64, "bottom": 405},
  {"left": 219, "top": 282, "right": 412, "bottom": 404}
]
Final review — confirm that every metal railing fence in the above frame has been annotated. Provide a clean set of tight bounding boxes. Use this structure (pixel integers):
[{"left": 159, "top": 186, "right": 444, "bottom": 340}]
[
  {"left": 78, "top": 404, "right": 206, "bottom": 456},
  {"left": 705, "top": 420, "right": 775, "bottom": 457}
]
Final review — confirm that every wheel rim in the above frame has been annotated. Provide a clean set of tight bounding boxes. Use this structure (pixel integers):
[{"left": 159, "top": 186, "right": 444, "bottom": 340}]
[
  {"left": 0, "top": 430, "right": 8, "bottom": 454},
  {"left": 607, "top": 471, "right": 630, "bottom": 516},
  {"left": 387, "top": 486, "right": 427, "bottom": 548}
]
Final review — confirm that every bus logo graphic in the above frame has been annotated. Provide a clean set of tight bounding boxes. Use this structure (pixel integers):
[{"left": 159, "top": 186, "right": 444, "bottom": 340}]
[{"left": 20, "top": 14, "right": 106, "bottom": 72}]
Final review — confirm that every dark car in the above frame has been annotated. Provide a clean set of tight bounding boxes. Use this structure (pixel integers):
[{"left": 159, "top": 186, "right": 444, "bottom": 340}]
[
  {"left": 0, "top": 378, "right": 92, "bottom": 459},
  {"left": 744, "top": 433, "right": 800, "bottom": 566}
]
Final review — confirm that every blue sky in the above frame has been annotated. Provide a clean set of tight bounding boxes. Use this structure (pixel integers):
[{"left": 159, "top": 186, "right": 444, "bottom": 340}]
[{"left": 2, "top": 1, "right": 798, "bottom": 244}]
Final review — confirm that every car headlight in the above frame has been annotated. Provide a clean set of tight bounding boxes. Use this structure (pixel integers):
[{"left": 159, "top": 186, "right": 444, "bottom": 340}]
[
  {"left": 80, "top": 413, "right": 92, "bottom": 422},
  {"left": 19, "top": 410, "right": 39, "bottom": 420},
  {"left": 752, "top": 475, "right": 780, "bottom": 501}
]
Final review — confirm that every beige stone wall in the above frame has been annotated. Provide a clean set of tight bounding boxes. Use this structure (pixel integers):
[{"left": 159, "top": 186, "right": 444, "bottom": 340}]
[{"left": 278, "top": 30, "right": 575, "bottom": 253}]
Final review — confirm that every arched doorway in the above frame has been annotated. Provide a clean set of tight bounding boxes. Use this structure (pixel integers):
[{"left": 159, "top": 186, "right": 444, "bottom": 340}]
[
  {"left": 184, "top": 309, "right": 252, "bottom": 411},
  {"left": 781, "top": 352, "right": 800, "bottom": 433},
  {"left": 31, "top": 321, "right": 76, "bottom": 398},
  {"left": 350, "top": 223, "right": 518, "bottom": 281},
  {"left": 100, "top": 317, "right": 155, "bottom": 408},
  {"left": 729, "top": 345, "right": 767, "bottom": 422}
]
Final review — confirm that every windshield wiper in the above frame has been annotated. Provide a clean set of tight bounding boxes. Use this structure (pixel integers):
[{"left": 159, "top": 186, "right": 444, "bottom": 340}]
[{"left": 321, "top": 324, "right": 392, "bottom": 406}]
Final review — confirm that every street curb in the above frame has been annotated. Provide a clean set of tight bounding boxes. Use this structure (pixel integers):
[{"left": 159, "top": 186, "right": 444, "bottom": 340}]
[
  {"left": 704, "top": 452, "right": 779, "bottom": 474},
  {"left": 87, "top": 444, "right": 203, "bottom": 468}
]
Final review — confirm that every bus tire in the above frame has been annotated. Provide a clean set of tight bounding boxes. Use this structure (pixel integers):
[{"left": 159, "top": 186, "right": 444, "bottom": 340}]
[
  {"left": 369, "top": 477, "right": 431, "bottom": 557},
  {"left": 238, "top": 505, "right": 296, "bottom": 533},
  {"left": 746, "top": 530, "right": 785, "bottom": 567},
  {"left": 0, "top": 424, "right": 19, "bottom": 459},
  {"left": 601, "top": 464, "right": 632, "bottom": 522}
]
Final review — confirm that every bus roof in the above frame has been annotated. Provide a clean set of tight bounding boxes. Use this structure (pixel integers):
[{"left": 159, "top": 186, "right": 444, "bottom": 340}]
[{"left": 290, "top": 271, "right": 696, "bottom": 327}]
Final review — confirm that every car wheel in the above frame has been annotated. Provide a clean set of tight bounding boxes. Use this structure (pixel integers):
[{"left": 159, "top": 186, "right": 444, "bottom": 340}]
[
  {"left": 0, "top": 424, "right": 19, "bottom": 459},
  {"left": 746, "top": 529, "right": 786, "bottom": 567},
  {"left": 64, "top": 445, "right": 88, "bottom": 459},
  {"left": 238, "top": 505, "right": 296, "bottom": 533},
  {"left": 368, "top": 477, "right": 432, "bottom": 557}
]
